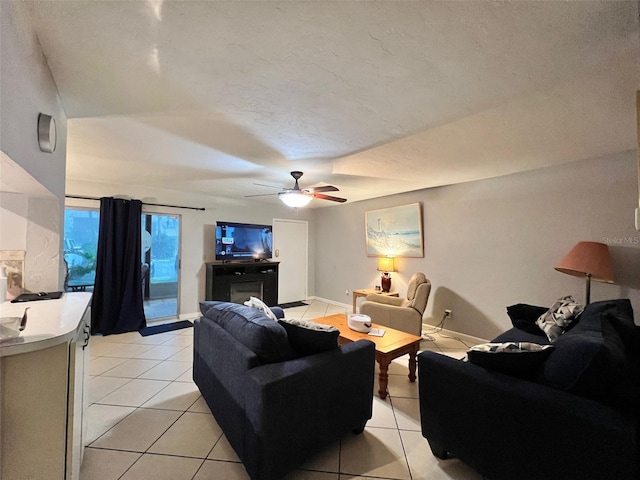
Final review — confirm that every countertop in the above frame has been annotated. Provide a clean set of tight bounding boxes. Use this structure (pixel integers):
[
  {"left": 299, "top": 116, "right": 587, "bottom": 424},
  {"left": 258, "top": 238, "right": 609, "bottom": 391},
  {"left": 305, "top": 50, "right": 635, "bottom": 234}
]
[{"left": 0, "top": 292, "right": 92, "bottom": 357}]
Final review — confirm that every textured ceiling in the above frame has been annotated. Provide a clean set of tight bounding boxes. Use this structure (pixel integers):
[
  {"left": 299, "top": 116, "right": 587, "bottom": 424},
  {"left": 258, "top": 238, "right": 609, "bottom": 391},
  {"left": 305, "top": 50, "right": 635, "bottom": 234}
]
[{"left": 18, "top": 1, "right": 640, "bottom": 207}]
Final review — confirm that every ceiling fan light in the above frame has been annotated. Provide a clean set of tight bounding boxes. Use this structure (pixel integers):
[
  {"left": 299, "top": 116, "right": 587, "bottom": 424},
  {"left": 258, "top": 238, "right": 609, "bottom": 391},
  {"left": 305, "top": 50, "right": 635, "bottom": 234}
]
[{"left": 279, "top": 192, "right": 312, "bottom": 207}]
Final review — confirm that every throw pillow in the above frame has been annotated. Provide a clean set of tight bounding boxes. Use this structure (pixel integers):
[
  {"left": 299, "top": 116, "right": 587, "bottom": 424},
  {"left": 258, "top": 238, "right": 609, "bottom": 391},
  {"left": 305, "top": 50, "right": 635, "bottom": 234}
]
[
  {"left": 244, "top": 296, "right": 278, "bottom": 322},
  {"left": 467, "top": 342, "right": 555, "bottom": 376},
  {"left": 535, "top": 296, "right": 584, "bottom": 342},
  {"left": 506, "top": 303, "right": 549, "bottom": 335},
  {"left": 279, "top": 318, "right": 339, "bottom": 356}
]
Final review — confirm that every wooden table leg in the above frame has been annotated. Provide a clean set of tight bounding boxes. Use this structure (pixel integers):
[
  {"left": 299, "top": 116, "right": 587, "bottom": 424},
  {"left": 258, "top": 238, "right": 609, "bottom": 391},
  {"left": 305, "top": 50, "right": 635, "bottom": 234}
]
[
  {"left": 378, "top": 356, "right": 390, "bottom": 399},
  {"left": 408, "top": 344, "right": 419, "bottom": 382}
]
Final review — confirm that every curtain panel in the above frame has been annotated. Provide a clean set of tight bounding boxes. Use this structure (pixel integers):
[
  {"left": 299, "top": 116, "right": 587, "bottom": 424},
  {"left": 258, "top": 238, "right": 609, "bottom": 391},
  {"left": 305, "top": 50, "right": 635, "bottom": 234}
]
[{"left": 91, "top": 197, "right": 146, "bottom": 335}]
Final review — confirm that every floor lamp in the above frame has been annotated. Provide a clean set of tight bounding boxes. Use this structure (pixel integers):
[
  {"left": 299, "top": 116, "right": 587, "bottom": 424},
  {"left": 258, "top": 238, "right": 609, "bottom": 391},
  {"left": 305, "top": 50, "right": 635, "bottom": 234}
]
[{"left": 555, "top": 241, "right": 614, "bottom": 304}]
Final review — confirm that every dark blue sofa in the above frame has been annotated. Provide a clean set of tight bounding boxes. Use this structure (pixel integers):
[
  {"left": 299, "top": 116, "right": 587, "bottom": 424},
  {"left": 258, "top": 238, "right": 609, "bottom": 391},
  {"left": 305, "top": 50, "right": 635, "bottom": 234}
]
[
  {"left": 418, "top": 299, "right": 640, "bottom": 480},
  {"left": 193, "top": 301, "right": 375, "bottom": 480}
]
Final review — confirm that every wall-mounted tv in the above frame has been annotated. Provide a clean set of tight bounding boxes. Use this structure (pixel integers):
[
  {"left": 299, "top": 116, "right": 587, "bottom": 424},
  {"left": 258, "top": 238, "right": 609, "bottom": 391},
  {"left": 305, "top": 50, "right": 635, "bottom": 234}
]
[{"left": 215, "top": 221, "right": 273, "bottom": 261}]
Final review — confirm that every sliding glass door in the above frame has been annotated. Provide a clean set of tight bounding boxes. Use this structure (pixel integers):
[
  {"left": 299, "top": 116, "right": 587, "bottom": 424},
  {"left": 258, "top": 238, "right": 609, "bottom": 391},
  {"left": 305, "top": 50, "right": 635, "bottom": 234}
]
[
  {"left": 142, "top": 213, "right": 180, "bottom": 320},
  {"left": 64, "top": 208, "right": 181, "bottom": 321}
]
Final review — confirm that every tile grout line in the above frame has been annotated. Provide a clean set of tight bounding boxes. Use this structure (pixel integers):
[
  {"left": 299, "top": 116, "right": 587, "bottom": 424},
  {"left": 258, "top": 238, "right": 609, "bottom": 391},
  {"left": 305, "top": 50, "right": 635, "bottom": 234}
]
[{"left": 388, "top": 394, "right": 415, "bottom": 480}]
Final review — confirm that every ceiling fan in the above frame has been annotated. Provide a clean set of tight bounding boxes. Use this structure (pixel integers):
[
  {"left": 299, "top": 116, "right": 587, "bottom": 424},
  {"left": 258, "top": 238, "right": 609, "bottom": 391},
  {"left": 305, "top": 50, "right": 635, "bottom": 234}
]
[{"left": 246, "top": 171, "right": 347, "bottom": 207}]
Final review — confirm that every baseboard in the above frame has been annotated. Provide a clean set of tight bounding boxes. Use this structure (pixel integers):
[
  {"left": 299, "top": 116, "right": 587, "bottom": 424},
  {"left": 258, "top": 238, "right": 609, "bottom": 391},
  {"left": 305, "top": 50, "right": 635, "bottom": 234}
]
[
  {"left": 422, "top": 325, "right": 488, "bottom": 345},
  {"left": 307, "top": 296, "right": 351, "bottom": 311}
]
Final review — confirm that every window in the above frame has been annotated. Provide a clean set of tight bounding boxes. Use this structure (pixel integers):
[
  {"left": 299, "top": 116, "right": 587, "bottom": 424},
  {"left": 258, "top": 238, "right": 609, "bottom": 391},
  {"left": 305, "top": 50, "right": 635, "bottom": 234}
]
[
  {"left": 64, "top": 208, "right": 180, "bottom": 319},
  {"left": 64, "top": 209, "right": 100, "bottom": 288}
]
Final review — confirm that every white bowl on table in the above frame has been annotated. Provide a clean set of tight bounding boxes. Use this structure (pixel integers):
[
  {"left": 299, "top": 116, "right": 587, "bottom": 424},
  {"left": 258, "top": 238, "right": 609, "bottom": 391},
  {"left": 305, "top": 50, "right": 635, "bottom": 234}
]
[{"left": 347, "top": 313, "right": 372, "bottom": 333}]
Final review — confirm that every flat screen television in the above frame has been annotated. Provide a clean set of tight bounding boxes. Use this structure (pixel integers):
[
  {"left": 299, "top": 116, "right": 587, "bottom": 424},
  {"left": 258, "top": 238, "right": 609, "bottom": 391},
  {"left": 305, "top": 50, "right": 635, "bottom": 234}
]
[{"left": 215, "top": 221, "right": 273, "bottom": 261}]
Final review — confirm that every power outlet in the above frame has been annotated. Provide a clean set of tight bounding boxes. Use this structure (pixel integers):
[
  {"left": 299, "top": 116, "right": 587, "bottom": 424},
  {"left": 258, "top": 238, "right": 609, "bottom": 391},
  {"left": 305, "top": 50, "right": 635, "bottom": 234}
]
[
  {"left": 444, "top": 309, "right": 452, "bottom": 319},
  {"left": 346, "top": 289, "right": 349, "bottom": 296}
]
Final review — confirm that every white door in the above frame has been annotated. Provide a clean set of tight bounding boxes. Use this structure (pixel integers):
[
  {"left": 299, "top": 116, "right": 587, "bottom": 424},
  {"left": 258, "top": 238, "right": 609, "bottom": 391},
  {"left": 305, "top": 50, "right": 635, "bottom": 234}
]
[{"left": 273, "top": 219, "right": 308, "bottom": 304}]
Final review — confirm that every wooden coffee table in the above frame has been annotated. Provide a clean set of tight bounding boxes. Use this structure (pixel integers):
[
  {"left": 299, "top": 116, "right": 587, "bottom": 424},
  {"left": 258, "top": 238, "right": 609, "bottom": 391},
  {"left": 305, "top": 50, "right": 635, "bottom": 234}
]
[{"left": 313, "top": 313, "right": 422, "bottom": 399}]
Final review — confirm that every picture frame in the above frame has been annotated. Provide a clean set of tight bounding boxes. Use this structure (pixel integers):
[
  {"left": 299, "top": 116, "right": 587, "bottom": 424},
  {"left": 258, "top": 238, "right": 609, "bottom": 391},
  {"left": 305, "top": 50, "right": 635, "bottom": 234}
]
[{"left": 365, "top": 203, "right": 423, "bottom": 257}]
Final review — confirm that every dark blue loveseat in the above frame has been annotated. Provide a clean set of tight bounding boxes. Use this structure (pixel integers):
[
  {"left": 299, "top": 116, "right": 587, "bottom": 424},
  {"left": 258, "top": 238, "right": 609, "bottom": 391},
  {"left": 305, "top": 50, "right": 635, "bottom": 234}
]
[
  {"left": 194, "top": 301, "right": 375, "bottom": 480},
  {"left": 418, "top": 299, "right": 640, "bottom": 480}
]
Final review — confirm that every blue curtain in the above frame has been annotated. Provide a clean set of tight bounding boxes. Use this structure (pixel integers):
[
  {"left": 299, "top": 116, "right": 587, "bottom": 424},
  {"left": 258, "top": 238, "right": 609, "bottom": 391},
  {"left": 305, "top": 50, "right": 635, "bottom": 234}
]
[{"left": 91, "top": 197, "right": 146, "bottom": 335}]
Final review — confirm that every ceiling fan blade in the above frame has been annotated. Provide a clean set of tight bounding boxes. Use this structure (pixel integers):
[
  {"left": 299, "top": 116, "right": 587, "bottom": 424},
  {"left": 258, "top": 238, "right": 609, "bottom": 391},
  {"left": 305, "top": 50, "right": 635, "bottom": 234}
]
[
  {"left": 305, "top": 185, "right": 339, "bottom": 193},
  {"left": 313, "top": 193, "right": 347, "bottom": 203},
  {"left": 253, "top": 183, "right": 283, "bottom": 189},
  {"left": 248, "top": 172, "right": 344, "bottom": 203}
]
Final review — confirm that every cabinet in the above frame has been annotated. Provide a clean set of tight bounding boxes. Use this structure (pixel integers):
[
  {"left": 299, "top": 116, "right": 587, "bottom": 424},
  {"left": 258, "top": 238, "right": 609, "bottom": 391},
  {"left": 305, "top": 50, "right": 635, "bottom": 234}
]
[
  {"left": 205, "top": 262, "right": 279, "bottom": 306},
  {"left": 0, "top": 293, "right": 91, "bottom": 480},
  {"left": 67, "top": 307, "right": 91, "bottom": 478}
]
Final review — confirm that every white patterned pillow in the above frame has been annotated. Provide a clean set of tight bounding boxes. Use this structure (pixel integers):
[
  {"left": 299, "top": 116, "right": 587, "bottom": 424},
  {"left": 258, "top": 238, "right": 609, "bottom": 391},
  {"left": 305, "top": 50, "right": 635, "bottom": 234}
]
[
  {"left": 467, "top": 342, "right": 555, "bottom": 375},
  {"left": 535, "top": 295, "right": 584, "bottom": 342},
  {"left": 244, "top": 296, "right": 278, "bottom": 322}
]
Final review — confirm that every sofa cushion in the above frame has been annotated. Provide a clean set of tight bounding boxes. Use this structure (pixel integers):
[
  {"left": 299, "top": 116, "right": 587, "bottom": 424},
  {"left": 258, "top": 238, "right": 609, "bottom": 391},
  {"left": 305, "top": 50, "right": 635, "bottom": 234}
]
[
  {"left": 269, "top": 306, "right": 285, "bottom": 319},
  {"left": 534, "top": 301, "right": 627, "bottom": 399},
  {"left": 468, "top": 342, "right": 554, "bottom": 376},
  {"left": 492, "top": 327, "right": 552, "bottom": 346},
  {"left": 536, "top": 296, "right": 584, "bottom": 342},
  {"left": 506, "top": 303, "right": 548, "bottom": 335},
  {"left": 199, "top": 301, "right": 217, "bottom": 317},
  {"left": 279, "top": 318, "right": 339, "bottom": 356},
  {"left": 199, "top": 301, "right": 293, "bottom": 364}
]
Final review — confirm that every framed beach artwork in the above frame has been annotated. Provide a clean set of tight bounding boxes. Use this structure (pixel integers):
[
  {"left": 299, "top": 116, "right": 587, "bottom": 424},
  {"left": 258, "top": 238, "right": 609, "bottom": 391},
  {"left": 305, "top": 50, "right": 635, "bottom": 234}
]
[{"left": 365, "top": 203, "right": 423, "bottom": 257}]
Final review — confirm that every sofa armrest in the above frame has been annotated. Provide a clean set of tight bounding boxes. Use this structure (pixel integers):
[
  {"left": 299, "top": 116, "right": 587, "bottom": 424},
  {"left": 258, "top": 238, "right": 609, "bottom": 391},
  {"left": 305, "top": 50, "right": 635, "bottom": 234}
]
[
  {"left": 246, "top": 340, "right": 375, "bottom": 425},
  {"left": 418, "top": 351, "right": 637, "bottom": 480},
  {"left": 364, "top": 293, "right": 404, "bottom": 306},
  {"left": 242, "top": 340, "right": 375, "bottom": 479},
  {"left": 360, "top": 300, "right": 422, "bottom": 336},
  {"left": 193, "top": 316, "right": 261, "bottom": 399}
]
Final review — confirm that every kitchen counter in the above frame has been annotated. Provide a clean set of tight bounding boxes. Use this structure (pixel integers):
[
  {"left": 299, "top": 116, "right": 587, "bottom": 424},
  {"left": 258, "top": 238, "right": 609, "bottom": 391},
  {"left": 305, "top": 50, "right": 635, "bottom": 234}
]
[
  {"left": 0, "top": 292, "right": 92, "bottom": 356},
  {"left": 0, "top": 291, "right": 92, "bottom": 479}
]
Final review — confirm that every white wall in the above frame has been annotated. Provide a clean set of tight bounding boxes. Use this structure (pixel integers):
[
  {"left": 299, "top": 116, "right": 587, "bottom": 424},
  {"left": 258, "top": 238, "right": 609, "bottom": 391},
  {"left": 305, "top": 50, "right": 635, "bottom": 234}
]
[
  {"left": 0, "top": 2, "right": 67, "bottom": 291},
  {"left": 0, "top": 193, "right": 28, "bottom": 250},
  {"left": 315, "top": 151, "right": 640, "bottom": 340},
  {"left": 65, "top": 179, "right": 316, "bottom": 317}
]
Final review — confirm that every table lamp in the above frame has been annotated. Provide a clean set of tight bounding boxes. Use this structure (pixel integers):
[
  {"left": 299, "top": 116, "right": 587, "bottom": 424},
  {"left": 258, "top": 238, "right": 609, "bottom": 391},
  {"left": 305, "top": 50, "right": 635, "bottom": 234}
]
[
  {"left": 555, "top": 241, "right": 613, "bottom": 304},
  {"left": 378, "top": 257, "right": 396, "bottom": 292}
]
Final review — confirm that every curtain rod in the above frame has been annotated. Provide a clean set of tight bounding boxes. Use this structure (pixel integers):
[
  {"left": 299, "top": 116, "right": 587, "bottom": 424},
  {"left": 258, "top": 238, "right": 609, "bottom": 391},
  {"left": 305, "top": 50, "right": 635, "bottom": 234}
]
[{"left": 65, "top": 195, "right": 206, "bottom": 211}]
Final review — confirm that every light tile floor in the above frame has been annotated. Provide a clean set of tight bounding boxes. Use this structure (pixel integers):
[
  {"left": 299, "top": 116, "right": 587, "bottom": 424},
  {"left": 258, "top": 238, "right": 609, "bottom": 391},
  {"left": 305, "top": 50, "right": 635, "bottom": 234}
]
[{"left": 82, "top": 299, "right": 483, "bottom": 480}]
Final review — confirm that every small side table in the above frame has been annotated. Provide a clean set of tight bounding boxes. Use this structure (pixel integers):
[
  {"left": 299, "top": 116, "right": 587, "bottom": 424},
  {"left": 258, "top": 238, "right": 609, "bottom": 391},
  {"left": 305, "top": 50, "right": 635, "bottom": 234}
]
[
  {"left": 67, "top": 281, "right": 93, "bottom": 292},
  {"left": 352, "top": 288, "right": 399, "bottom": 313}
]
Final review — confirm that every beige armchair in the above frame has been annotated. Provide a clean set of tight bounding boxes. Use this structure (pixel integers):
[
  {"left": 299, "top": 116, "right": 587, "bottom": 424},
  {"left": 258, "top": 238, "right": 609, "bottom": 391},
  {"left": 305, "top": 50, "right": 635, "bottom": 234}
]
[{"left": 360, "top": 272, "right": 431, "bottom": 336}]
